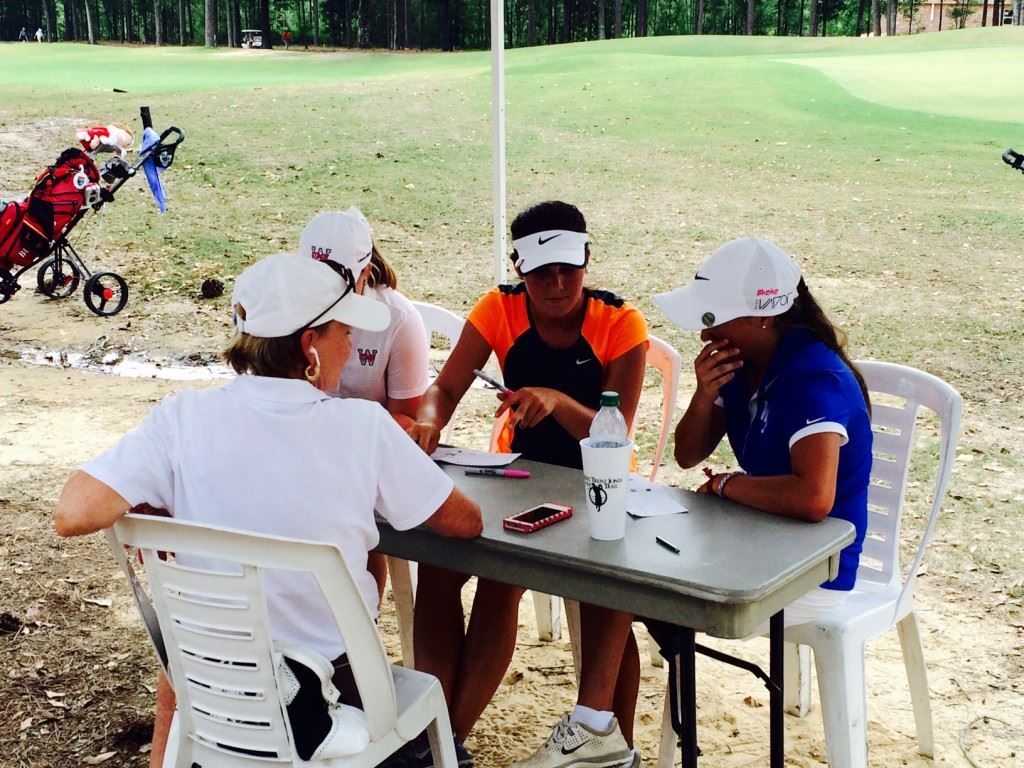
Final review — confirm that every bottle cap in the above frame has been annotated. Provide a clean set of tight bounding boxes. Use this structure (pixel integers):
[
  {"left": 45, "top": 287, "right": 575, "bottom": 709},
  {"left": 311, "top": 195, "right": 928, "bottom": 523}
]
[{"left": 600, "top": 391, "right": 620, "bottom": 407}]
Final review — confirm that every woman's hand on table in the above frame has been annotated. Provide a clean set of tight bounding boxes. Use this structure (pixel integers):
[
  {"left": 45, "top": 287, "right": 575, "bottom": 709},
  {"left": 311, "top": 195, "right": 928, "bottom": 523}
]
[{"left": 406, "top": 420, "right": 442, "bottom": 455}]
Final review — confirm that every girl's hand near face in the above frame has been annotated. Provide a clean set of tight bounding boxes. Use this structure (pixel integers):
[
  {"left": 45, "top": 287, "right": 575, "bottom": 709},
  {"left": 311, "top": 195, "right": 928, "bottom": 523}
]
[{"left": 693, "top": 339, "right": 742, "bottom": 404}]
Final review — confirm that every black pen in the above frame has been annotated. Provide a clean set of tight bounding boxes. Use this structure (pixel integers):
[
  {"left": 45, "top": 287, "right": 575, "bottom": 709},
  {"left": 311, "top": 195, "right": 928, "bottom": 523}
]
[{"left": 655, "top": 536, "right": 681, "bottom": 554}]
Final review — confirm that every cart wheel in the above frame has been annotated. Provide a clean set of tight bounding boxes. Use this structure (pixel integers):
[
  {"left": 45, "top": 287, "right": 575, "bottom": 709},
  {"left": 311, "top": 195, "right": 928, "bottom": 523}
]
[
  {"left": 83, "top": 272, "right": 129, "bottom": 316},
  {"left": 37, "top": 257, "right": 82, "bottom": 299}
]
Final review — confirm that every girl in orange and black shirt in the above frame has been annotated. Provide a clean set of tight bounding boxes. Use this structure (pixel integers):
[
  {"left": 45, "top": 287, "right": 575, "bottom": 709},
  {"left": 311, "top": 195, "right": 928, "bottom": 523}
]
[{"left": 407, "top": 201, "right": 648, "bottom": 763}]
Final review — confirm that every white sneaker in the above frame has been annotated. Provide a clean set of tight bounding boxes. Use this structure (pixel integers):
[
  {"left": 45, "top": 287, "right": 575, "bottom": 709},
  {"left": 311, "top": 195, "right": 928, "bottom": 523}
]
[{"left": 509, "top": 715, "right": 634, "bottom": 768}]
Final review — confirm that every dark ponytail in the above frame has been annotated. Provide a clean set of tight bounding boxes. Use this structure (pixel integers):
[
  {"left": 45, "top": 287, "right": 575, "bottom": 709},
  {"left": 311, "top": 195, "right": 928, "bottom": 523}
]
[{"left": 775, "top": 278, "right": 871, "bottom": 410}]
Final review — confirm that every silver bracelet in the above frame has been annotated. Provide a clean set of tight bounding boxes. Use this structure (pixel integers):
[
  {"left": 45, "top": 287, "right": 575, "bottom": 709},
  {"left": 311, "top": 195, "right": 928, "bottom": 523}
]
[{"left": 717, "top": 471, "right": 741, "bottom": 498}]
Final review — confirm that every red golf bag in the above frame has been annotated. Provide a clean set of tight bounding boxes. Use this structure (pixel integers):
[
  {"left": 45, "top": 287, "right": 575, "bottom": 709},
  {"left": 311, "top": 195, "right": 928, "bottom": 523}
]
[{"left": 0, "top": 148, "right": 101, "bottom": 271}]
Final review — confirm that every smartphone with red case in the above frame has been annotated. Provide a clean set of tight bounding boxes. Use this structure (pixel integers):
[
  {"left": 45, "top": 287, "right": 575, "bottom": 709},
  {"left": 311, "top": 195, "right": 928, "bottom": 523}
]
[{"left": 502, "top": 503, "right": 573, "bottom": 533}]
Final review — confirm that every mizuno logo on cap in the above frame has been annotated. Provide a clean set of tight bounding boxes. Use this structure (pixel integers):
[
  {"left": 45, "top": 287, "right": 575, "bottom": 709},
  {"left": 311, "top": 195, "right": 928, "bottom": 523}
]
[{"left": 538, "top": 234, "right": 562, "bottom": 246}]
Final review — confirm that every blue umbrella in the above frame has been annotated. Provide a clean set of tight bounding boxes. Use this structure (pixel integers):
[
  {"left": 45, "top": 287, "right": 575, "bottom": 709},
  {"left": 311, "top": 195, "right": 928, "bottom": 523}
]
[{"left": 140, "top": 127, "right": 166, "bottom": 213}]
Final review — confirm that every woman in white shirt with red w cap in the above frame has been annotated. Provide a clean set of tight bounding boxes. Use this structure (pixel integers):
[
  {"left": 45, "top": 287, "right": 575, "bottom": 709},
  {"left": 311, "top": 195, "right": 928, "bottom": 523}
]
[
  {"left": 298, "top": 208, "right": 430, "bottom": 431},
  {"left": 299, "top": 208, "right": 432, "bottom": 600}
]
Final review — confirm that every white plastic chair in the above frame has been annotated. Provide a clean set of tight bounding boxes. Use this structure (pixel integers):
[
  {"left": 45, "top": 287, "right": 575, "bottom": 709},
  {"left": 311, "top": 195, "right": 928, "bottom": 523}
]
[
  {"left": 489, "top": 334, "right": 682, "bottom": 646},
  {"left": 107, "top": 513, "right": 457, "bottom": 768},
  {"left": 387, "top": 301, "right": 468, "bottom": 670},
  {"left": 655, "top": 360, "right": 962, "bottom": 768}
]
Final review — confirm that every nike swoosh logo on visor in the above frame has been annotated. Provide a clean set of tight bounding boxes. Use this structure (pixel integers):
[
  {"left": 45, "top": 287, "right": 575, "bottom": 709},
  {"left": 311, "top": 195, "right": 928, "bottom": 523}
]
[
  {"left": 538, "top": 234, "right": 562, "bottom": 245},
  {"left": 576, "top": 359, "right": 591, "bottom": 365},
  {"left": 694, "top": 272, "right": 710, "bottom": 281},
  {"left": 806, "top": 416, "right": 826, "bottom": 425}
]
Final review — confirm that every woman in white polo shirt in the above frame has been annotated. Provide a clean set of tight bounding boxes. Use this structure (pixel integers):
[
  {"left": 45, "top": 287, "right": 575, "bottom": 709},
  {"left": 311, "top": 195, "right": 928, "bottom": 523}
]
[{"left": 54, "top": 253, "right": 482, "bottom": 768}]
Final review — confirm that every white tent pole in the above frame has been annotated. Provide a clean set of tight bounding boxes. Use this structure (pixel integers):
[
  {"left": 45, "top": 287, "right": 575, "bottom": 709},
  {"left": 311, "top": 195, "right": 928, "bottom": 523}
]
[{"left": 490, "top": 0, "right": 508, "bottom": 285}]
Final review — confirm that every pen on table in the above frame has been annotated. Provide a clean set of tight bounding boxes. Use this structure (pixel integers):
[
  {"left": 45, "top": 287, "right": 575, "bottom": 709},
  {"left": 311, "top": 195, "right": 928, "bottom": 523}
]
[
  {"left": 465, "top": 468, "right": 531, "bottom": 479},
  {"left": 655, "top": 535, "right": 681, "bottom": 554}
]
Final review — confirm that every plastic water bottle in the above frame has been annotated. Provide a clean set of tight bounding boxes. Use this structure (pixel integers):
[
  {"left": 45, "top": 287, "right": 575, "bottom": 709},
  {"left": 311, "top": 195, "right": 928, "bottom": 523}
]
[{"left": 590, "top": 391, "right": 628, "bottom": 448}]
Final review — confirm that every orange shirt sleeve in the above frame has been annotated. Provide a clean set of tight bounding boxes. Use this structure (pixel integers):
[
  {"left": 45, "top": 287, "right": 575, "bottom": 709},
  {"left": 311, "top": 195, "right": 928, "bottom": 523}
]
[
  {"left": 583, "top": 299, "right": 649, "bottom": 365},
  {"left": 466, "top": 287, "right": 526, "bottom": 369}
]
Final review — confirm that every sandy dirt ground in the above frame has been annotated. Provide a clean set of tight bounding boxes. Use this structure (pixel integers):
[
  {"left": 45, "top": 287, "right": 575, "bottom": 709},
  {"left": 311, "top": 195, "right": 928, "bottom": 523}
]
[{"left": 1, "top": 291, "right": 1021, "bottom": 768}]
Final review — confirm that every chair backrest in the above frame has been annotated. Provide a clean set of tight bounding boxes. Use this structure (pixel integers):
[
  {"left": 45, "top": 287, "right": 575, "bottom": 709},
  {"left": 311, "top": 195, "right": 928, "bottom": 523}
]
[
  {"left": 108, "top": 514, "right": 398, "bottom": 766},
  {"left": 411, "top": 301, "right": 466, "bottom": 444},
  {"left": 411, "top": 301, "right": 464, "bottom": 349},
  {"left": 489, "top": 334, "right": 682, "bottom": 481},
  {"left": 642, "top": 335, "right": 682, "bottom": 482},
  {"left": 854, "top": 360, "right": 962, "bottom": 615}
]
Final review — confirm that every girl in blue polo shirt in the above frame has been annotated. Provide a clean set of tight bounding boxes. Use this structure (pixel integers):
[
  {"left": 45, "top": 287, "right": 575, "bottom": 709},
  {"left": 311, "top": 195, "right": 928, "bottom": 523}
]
[{"left": 654, "top": 237, "right": 872, "bottom": 620}]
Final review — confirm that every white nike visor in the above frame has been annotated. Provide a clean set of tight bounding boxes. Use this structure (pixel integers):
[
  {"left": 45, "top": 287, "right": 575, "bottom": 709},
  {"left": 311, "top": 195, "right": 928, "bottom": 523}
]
[{"left": 512, "top": 230, "right": 588, "bottom": 274}]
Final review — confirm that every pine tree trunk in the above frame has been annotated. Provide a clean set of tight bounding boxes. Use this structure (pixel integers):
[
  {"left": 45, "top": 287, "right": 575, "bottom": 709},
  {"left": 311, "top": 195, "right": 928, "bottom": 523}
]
[
  {"left": 746, "top": 0, "right": 754, "bottom": 32},
  {"left": 388, "top": 0, "right": 395, "bottom": 47},
  {"left": 178, "top": 0, "right": 185, "bottom": 42},
  {"left": 64, "top": 0, "right": 76, "bottom": 39},
  {"left": 205, "top": 0, "right": 215, "bottom": 43},
  {"left": 154, "top": 0, "right": 163, "bottom": 43},
  {"left": 312, "top": 0, "right": 320, "bottom": 43},
  {"left": 808, "top": 0, "right": 817, "bottom": 34},
  {"left": 259, "top": 0, "right": 271, "bottom": 45},
  {"left": 527, "top": 0, "right": 536, "bottom": 43},
  {"left": 613, "top": 0, "right": 621, "bottom": 36},
  {"left": 42, "top": 0, "right": 54, "bottom": 39},
  {"left": 84, "top": 0, "right": 95, "bottom": 42},
  {"left": 359, "top": 0, "right": 371, "bottom": 47}
]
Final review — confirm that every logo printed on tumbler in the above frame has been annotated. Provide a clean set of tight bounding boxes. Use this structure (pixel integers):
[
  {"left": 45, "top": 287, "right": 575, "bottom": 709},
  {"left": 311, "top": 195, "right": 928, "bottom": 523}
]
[{"left": 588, "top": 482, "right": 608, "bottom": 512}]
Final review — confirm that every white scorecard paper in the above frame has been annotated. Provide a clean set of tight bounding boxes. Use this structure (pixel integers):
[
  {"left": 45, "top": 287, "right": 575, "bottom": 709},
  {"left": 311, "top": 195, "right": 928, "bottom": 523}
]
[
  {"left": 431, "top": 447, "right": 522, "bottom": 467},
  {"left": 627, "top": 474, "right": 688, "bottom": 517}
]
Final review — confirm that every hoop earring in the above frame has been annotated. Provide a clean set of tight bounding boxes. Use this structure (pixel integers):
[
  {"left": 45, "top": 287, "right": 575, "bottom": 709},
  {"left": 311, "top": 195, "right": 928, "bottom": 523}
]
[{"left": 304, "top": 346, "right": 321, "bottom": 384}]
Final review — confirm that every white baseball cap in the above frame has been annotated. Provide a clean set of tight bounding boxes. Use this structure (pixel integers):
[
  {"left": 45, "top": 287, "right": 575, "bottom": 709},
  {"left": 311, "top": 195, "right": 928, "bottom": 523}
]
[
  {"left": 298, "top": 208, "right": 374, "bottom": 277},
  {"left": 512, "top": 230, "right": 589, "bottom": 274},
  {"left": 653, "top": 237, "right": 801, "bottom": 331},
  {"left": 231, "top": 253, "right": 389, "bottom": 338}
]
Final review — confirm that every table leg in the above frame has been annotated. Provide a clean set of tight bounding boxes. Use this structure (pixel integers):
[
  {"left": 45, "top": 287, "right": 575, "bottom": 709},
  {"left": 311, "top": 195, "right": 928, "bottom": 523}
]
[
  {"left": 769, "top": 610, "right": 784, "bottom": 768},
  {"left": 666, "top": 627, "right": 698, "bottom": 768}
]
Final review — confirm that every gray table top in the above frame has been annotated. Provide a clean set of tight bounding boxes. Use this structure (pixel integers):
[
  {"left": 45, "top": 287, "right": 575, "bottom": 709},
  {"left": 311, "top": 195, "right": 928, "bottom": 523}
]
[{"left": 377, "top": 458, "right": 855, "bottom": 638}]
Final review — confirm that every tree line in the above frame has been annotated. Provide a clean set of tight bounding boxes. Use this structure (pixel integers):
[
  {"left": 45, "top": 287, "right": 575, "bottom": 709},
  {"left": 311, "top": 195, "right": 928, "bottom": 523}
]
[{"left": 2, "top": 0, "right": 1021, "bottom": 50}]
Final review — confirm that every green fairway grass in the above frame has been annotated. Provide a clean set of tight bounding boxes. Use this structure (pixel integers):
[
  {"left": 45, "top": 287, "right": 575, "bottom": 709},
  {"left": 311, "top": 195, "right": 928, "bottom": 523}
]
[{"left": 2, "top": 31, "right": 1020, "bottom": 382}]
